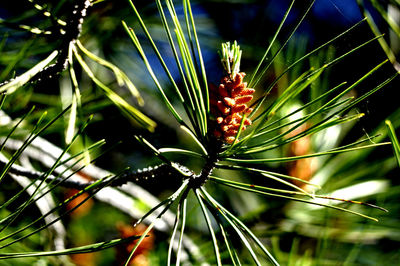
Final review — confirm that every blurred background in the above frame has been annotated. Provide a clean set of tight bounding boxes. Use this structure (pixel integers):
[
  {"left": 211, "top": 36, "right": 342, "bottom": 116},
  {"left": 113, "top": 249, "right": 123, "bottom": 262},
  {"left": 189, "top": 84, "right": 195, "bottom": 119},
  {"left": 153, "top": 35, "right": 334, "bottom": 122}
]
[{"left": 1, "top": 0, "right": 400, "bottom": 265}]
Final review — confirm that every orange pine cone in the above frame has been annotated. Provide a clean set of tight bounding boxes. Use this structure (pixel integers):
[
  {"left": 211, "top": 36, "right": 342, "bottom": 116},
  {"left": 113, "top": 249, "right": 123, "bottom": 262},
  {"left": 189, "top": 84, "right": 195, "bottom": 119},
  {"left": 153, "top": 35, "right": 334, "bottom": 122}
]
[{"left": 210, "top": 72, "right": 254, "bottom": 143}]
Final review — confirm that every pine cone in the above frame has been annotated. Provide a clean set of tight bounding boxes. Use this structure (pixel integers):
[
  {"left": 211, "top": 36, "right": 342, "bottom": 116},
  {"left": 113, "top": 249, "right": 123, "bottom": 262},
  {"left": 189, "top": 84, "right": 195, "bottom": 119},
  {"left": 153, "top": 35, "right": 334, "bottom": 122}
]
[{"left": 210, "top": 72, "right": 255, "bottom": 143}]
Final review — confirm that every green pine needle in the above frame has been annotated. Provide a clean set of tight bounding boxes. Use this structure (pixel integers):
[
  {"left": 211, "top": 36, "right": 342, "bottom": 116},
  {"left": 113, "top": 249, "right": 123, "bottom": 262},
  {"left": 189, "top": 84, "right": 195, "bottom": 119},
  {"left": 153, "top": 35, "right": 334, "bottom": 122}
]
[{"left": 386, "top": 120, "right": 400, "bottom": 167}]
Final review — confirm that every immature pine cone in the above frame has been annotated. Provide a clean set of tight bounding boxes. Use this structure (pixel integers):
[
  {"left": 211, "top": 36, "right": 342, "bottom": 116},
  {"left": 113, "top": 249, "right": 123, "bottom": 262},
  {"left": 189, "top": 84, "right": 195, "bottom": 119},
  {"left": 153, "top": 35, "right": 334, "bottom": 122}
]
[{"left": 210, "top": 72, "right": 255, "bottom": 143}]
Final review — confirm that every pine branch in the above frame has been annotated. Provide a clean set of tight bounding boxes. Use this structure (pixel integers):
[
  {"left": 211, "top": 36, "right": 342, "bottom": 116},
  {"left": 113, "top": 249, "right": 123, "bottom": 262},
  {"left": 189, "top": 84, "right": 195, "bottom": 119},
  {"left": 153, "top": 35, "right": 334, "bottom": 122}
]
[
  {"left": 0, "top": 0, "right": 91, "bottom": 87},
  {"left": 30, "top": 0, "right": 91, "bottom": 83},
  {"left": 0, "top": 155, "right": 192, "bottom": 190},
  {"left": 0, "top": 156, "right": 91, "bottom": 190}
]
